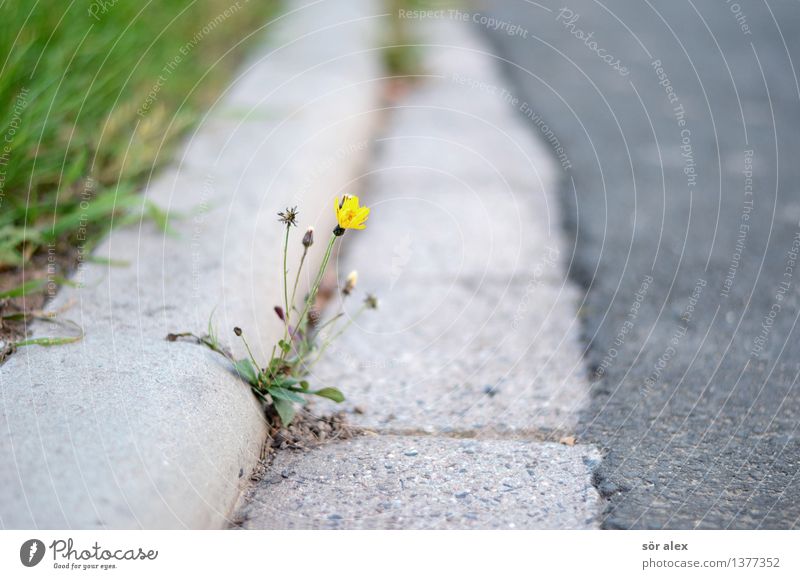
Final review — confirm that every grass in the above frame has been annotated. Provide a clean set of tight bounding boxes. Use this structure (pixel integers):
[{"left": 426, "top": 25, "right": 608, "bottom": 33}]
[
  {"left": 0, "top": 0, "right": 279, "bottom": 270},
  {"left": 0, "top": 0, "right": 279, "bottom": 353}
]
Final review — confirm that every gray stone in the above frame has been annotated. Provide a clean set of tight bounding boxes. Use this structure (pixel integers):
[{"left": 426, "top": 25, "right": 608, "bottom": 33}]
[
  {"left": 237, "top": 16, "right": 602, "bottom": 530},
  {"left": 0, "top": 0, "right": 383, "bottom": 529},
  {"left": 310, "top": 279, "right": 588, "bottom": 433},
  {"left": 307, "top": 19, "right": 590, "bottom": 434}
]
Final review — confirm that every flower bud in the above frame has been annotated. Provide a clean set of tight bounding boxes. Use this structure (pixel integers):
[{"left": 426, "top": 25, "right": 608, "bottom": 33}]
[
  {"left": 342, "top": 270, "right": 358, "bottom": 296},
  {"left": 302, "top": 226, "right": 314, "bottom": 248},
  {"left": 274, "top": 306, "right": 285, "bottom": 321},
  {"left": 233, "top": 327, "right": 242, "bottom": 336},
  {"left": 364, "top": 293, "right": 379, "bottom": 310}
]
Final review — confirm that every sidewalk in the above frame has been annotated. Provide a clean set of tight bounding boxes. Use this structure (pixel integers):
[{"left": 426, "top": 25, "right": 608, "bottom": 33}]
[
  {"left": 235, "top": 16, "right": 602, "bottom": 529},
  {"left": 0, "top": 0, "right": 384, "bottom": 529}
]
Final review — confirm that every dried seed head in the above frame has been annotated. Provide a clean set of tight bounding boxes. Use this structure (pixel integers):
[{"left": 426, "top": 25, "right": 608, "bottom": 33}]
[
  {"left": 233, "top": 326, "right": 242, "bottom": 336},
  {"left": 302, "top": 226, "right": 314, "bottom": 248},
  {"left": 277, "top": 206, "right": 299, "bottom": 227},
  {"left": 364, "top": 293, "right": 379, "bottom": 310},
  {"left": 342, "top": 270, "right": 358, "bottom": 296}
]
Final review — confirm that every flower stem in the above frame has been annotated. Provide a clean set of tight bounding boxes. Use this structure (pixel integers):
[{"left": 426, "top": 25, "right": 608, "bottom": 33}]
[
  {"left": 284, "top": 233, "right": 337, "bottom": 361},
  {"left": 289, "top": 246, "right": 309, "bottom": 318},
  {"left": 281, "top": 224, "right": 290, "bottom": 330}
]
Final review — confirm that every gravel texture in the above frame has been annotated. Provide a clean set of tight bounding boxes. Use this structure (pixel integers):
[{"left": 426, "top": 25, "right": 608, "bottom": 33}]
[
  {"left": 237, "top": 435, "right": 602, "bottom": 530},
  {"left": 235, "top": 16, "right": 603, "bottom": 529}
]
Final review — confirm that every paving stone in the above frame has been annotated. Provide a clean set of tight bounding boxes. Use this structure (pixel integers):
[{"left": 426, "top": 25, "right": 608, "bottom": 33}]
[
  {"left": 236, "top": 13, "right": 602, "bottom": 530},
  {"left": 238, "top": 436, "right": 602, "bottom": 529},
  {"left": 309, "top": 18, "right": 589, "bottom": 434},
  {"left": 0, "top": 0, "right": 384, "bottom": 529},
  {"left": 309, "top": 278, "right": 587, "bottom": 433}
]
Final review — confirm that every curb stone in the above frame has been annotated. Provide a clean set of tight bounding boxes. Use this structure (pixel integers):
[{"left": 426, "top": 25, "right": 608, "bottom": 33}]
[
  {"left": 238, "top": 436, "right": 602, "bottom": 530},
  {"left": 236, "top": 18, "right": 603, "bottom": 528},
  {"left": 0, "top": 0, "right": 384, "bottom": 529}
]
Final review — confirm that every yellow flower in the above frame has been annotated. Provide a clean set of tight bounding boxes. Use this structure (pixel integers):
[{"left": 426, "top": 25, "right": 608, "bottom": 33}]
[{"left": 334, "top": 195, "right": 370, "bottom": 231}]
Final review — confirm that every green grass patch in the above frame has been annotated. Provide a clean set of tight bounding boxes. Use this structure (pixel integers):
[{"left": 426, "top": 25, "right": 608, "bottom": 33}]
[{"left": 0, "top": 0, "right": 279, "bottom": 268}]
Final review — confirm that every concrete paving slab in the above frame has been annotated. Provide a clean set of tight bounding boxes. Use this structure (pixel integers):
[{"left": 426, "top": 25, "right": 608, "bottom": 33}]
[
  {"left": 0, "top": 0, "right": 384, "bottom": 529},
  {"left": 308, "top": 17, "right": 589, "bottom": 434},
  {"left": 236, "top": 16, "right": 602, "bottom": 530},
  {"left": 237, "top": 435, "right": 602, "bottom": 529},
  {"left": 308, "top": 279, "right": 586, "bottom": 433}
]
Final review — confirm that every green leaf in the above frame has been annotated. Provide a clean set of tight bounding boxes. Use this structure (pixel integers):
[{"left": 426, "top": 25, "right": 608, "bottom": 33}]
[
  {"left": 268, "top": 387, "right": 305, "bottom": 404},
  {"left": 146, "top": 200, "right": 178, "bottom": 237},
  {"left": 278, "top": 339, "right": 291, "bottom": 353},
  {"left": 232, "top": 358, "right": 258, "bottom": 385},
  {"left": 0, "top": 278, "right": 48, "bottom": 298},
  {"left": 15, "top": 335, "right": 82, "bottom": 347},
  {"left": 46, "top": 187, "right": 139, "bottom": 239},
  {"left": 273, "top": 398, "right": 296, "bottom": 426},
  {"left": 63, "top": 148, "right": 88, "bottom": 186},
  {"left": 272, "top": 376, "right": 299, "bottom": 389},
  {"left": 299, "top": 380, "right": 310, "bottom": 391},
  {"left": 86, "top": 255, "right": 130, "bottom": 267},
  {"left": 313, "top": 387, "right": 345, "bottom": 403}
]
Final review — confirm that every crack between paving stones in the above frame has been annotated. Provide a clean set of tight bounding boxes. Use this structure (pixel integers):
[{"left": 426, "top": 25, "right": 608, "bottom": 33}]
[{"left": 364, "top": 426, "right": 580, "bottom": 444}]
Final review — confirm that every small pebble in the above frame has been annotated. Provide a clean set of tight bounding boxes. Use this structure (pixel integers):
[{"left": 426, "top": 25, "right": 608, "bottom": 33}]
[{"left": 404, "top": 449, "right": 418, "bottom": 457}]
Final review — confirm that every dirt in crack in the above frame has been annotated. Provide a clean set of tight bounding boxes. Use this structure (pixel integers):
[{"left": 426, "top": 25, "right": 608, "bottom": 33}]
[{"left": 229, "top": 409, "right": 363, "bottom": 529}]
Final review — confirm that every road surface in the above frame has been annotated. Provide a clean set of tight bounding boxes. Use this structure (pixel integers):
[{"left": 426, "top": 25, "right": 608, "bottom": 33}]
[{"left": 479, "top": 0, "right": 800, "bottom": 528}]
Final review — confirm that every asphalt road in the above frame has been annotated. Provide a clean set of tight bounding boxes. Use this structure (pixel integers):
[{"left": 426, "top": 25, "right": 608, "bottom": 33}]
[{"left": 478, "top": 0, "right": 800, "bottom": 528}]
